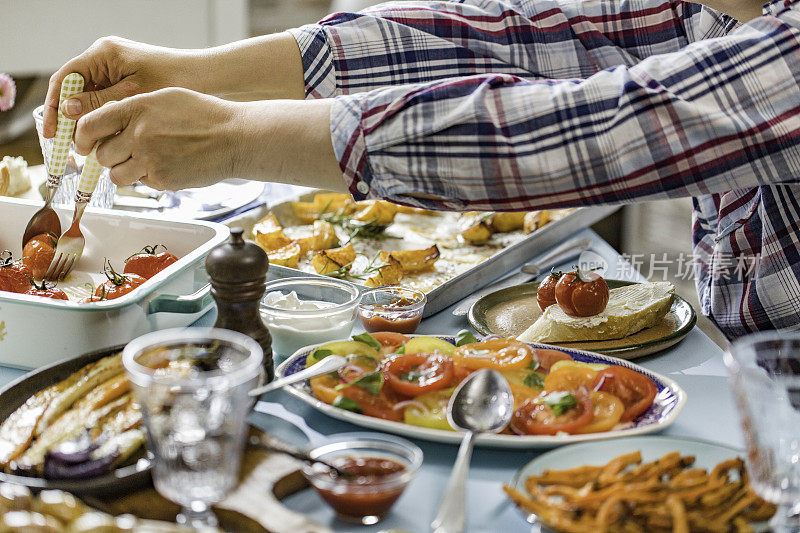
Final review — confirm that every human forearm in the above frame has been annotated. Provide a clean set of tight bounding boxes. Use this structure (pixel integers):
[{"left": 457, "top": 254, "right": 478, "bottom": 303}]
[
  {"left": 229, "top": 99, "right": 346, "bottom": 191},
  {"left": 192, "top": 33, "right": 306, "bottom": 101}
]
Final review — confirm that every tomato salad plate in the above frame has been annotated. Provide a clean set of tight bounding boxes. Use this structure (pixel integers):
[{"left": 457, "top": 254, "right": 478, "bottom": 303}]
[{"left": 274, "top": 332, "right": 686, "bottom": 449}]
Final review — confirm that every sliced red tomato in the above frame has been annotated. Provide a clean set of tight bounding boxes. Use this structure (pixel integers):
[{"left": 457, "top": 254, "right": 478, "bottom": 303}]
[
  {"left": 381, "top": 353, "right": 454, "bottom": 397},
  {"left": 544, "top": 363, "right": 600, "bottom": 392},
  {"left": 337, "top": 385, "right": 403, "bottom": 422},
  {"left": 532, "top": 348, "right": 573, "bottom": 372},
  {"left": 510, "top": 392, "right": 593, "bottom": 435},
  {"left": 370, "top": 332, "right": 410, "bottom": 356},
  {"left": 591, "top": 366, "right": 658, "bottom": 422},
  {"left": 452, "top": 339, "right": 533, "bottom": 370},
  {"left": 451, "top": 365, "right": 473, "bottom": 387}
]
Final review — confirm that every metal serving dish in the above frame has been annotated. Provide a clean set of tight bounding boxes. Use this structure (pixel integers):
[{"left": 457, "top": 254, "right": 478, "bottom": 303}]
[
  {"left": 225, "top": 191, "right": 619, "bottom": 316},
  {"left": 0, "top": 197, "right": 229, "bottom": 368}
]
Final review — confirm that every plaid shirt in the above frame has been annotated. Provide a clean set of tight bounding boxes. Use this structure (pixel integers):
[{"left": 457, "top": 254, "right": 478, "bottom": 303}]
[{"left": 288, "top": 0, "right": 800, "bottom": 339}]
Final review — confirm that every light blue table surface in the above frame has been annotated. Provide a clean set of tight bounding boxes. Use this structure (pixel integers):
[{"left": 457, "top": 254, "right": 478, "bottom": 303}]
[{"left": 0, "top": 227, "right": 736, "bottom": 533}]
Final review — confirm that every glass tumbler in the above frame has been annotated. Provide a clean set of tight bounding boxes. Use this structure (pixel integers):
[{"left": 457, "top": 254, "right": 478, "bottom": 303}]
[
  {"left": 725, "top": 331, "right": 800, "bottom": 532},
  {"left": 32, "top": 104, "right": 116, "bottom": 209},
  {"left": 123, "top": 328, "right": 263, "bottom": 528}
]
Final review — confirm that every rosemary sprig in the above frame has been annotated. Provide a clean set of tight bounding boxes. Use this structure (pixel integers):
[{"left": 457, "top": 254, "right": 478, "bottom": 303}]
[
  {"left": 320, "top": 209, "right": 389, "bottom": 244},
  {"left": 326, "top": 253, "right": 390, "bottom": 281}
]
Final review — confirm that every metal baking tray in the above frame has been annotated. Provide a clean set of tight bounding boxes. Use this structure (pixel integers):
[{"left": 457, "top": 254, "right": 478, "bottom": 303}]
[
  {"left": 225, "top": 191, "right": 619, "bottom": 316},
  {"left": 0, "top": 197, "right": 229, "bottom": 368}
]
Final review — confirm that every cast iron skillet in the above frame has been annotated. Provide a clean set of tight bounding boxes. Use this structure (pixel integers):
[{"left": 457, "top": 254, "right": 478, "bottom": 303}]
[{"left": 0, "top": 344, "right": 151, "bottom": 496}]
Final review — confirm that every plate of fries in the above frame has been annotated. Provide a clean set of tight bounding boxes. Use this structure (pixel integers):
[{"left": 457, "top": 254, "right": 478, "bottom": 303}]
[{"left": 504, "top": 435, "right": 777, "bottom": 532}]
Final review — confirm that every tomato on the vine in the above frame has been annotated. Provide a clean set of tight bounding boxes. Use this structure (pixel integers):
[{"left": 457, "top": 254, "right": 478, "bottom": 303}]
[
  {"left": 25, "top": 279, "right": 68, "bottom": 300},
  {"left": 510, "top": 391, "right": 593, "bottom": 435},
  {"left": 381, "top": 352, "right": 454, "bottom": 397},
  {"left": 554, "top": 270, "right": 610, "bottom": 317},
  {"left": 0, "top": 251, "right": 32, "bottom": 293},
  {"left": 96, "top": 259, "right": 146, "bottom": 300},
  {"left": 536, "top": 271, "right": 562, "bottom": 311},
  {"left": 124, "top": 245, "right": 178, "bottom": 280},
  {"left": 591, "top": 366, "right": 658, "bottom": 422},
  {"left": 22, "top": 233, "right": 56, "bottom": 280}
]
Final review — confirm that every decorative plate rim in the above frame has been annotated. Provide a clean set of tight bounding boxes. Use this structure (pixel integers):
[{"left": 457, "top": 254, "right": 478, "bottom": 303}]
[
  {"left": 467, "top": 280, "right": 697, "bottom": 357},
  {"left": 275, "top": 335, "right": 688, "bottom": 449}
]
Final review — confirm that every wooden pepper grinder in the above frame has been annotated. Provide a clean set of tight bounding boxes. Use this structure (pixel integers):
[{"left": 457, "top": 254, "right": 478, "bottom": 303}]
[{"left": 206, "top": 227, "right": 274, "bottom": 382}]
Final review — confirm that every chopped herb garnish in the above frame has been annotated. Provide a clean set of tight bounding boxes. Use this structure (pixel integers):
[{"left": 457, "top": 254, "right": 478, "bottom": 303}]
[
  {"left": 542, "top": 391, "right": 578, "bottom": 416},
  {"left": 336, "top": 370, "right": 384, "bottom": 396},
  {"left": 455, "top": 330, "right": 478, "bottom": 347},
  {"left": 333, "top": 396, "right": 363, "bottom": 414},
  {"left": 353, "top": 332, "right": 382, "bottom": 351},
  {"left": 523, "top": 372, "right": 545, "bottom": 389},
  {"left": 527, "top": 360, "right": 541, "bottom": 372},
  {"left": 394, "top": 344, "right": 406, "bottom": 355}
]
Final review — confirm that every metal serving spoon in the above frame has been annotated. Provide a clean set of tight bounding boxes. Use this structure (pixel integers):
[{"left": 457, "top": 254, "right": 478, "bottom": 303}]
[
  {"left": 248, "top": 433, "right": 352, "bottom": 478},
  {"left": 431, "top": 369, "right": 514, "bottom": 533},
  {"left": 248, "top": 354, "right": 347, "bottom": 397}
]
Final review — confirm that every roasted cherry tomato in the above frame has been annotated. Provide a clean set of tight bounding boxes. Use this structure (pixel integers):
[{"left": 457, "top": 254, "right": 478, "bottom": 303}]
[
  {"left": 124, "top": 245, "right": 178, "bottom": 279},
  {"left": 510, "top": 391, "right": 593, "bottom": 435},
  {"left": 381, "top": 352, "right": 454, "bottom": 397},
  {"left": 21, "top": 233, "right": 56, "bottom": 280},
  {"left": 575, "top": 391, "right": 625, "bottom": 433},
  {"left": 24, "top": 279, "right": 68, "bottom": 300},
  {"left": 531, "top": 348, "right": 573, "bottom": 372},
  {"left": 370, "top": 332, "right": 410, "bottom": 356},
  {"left": 536, "top": 271, "right": 562, "bottom": 311},
  {"left": 0, "top": 251, "right": 32, "bottom": 293},
  {"left": 591, "top": 366, "right": 658, "bottom": 422},
  {"left": 96, "top": 259, "right": 147, "bottom": 300},
  {"left": 452, "top": 339, "right": 533, "bottom": 371},
  {"left": 554, "top": 270, "right": 610, "bottom": 317}
]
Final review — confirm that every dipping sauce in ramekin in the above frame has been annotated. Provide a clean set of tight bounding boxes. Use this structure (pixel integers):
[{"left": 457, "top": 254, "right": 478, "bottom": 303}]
[{"left": 357, "top": 287, "right": 426, "bottom": 334}]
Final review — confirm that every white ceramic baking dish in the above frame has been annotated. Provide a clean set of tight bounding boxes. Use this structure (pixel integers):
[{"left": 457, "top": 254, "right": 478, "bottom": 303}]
[{"left": 0, "top": 197, "right": 229, "bottom": 368}]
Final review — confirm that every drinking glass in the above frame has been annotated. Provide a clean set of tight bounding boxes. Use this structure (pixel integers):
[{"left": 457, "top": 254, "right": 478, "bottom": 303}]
[
  {"left": 123, "top": 328, "right": 263, "bottom": 528},
  {"left": 725, "top": 331, "right": 800, "bottom": 532},
  {"left": 32, "top": 104, "right": 116, "bottom": 209}
]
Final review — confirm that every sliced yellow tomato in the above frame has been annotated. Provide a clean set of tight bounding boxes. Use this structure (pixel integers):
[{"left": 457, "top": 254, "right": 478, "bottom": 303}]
[
  {"left": 404, "top": 336, "right": 456, "bottom": 356},
  {"left": 575, "top": 391, "right": 625, "bottom": 433},
  {"left": 309, "top": 374, "right": 340, "bottom": 405},
  {"left": 305, "top": 340, "right": 380, "bottom": 368},
  {"left": 549, "top": 360, "right": 610, "bottom": 373},
  {"left": 543, "top": 364, "right": 601, "bottom": 392},
  {"left": 452, "top": 339, "right": 533, "bottom": 370},
  {"left": 403, "top": 388, "right": 455, "bottom": 431}
]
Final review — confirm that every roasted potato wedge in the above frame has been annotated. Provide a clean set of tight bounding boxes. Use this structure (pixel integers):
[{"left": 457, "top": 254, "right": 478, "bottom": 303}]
[
  {"left": 365, "top": 255, "right": 404, "bottom": 287},
  {"left": 524, "top": 210, "right": 551, "bottom": 234},
  {"left": 383, "top": 245, "right": 440, "bottom": 273},
  {"left": 254, "top": 228, "right": 292, "bottom": 252},
  {"left": 353, "top": 200, "right": 398, "bottom": 226},
  {"left": 395, "top": 205, "right": 435, "bottom": 215},
  {"left": 291, "top": 193, "right": 354, "bottom": 223},
  {"left": 459, "top": 214, "right": 494, "bottom": 245},
  {"left": 251, "top": 213, "right": 282, "bottom": 236},
  {"left": 490, "top": 212, "right": 527, "bottom": 233},
  {"left": 312, "top": 220, "right": 339, "bottom": 250},
  {"left": 268, "top": 242, "right": 302, "bottom": 268},
  {"left": 312, "top": 244, "right": 356, "bottom": 275}
]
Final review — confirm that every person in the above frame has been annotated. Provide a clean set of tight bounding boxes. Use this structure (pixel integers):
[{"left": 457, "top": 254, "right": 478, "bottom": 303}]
[{"left": 43, "top": 0, "right": 800, "bottom": 339}]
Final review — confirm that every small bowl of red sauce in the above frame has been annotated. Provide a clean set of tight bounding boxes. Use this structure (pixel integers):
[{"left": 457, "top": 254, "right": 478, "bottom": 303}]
[
  {"left": 302, "top": 433, "right": 423, "bottom": 525},
  {"left": 357, "top": 287, "right": 426, "bottom": 334}
]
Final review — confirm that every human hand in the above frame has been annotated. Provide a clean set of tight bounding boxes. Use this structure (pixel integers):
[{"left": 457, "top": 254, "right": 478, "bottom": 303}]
[
  {"left": 44, "top": 36, "right": 201, "bottom": 138},
  {"left": 75, "top": 88, "right": 240, "bottom": 191}
]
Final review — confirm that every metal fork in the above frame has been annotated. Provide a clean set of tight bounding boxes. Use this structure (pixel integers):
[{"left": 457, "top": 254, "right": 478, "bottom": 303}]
[{"left": 44, "top": 144, "right": 104, "bottom": 281}]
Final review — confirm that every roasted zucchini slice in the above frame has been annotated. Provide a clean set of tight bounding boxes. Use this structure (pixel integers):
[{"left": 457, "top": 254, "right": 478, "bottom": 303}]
[{"left": 312, "top": 244, "right": 357, "bottom": 275}]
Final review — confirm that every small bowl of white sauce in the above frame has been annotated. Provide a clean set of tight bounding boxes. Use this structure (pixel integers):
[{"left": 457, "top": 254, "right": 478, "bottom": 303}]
[{"left": 260, "top": 277, "right": 361, "bottom": 359}]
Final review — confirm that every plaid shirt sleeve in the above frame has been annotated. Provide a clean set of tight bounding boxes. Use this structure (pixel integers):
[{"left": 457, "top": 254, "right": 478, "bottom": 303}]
[{"left": 289, "top": 0, "right": 800, "bottom": 211}]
